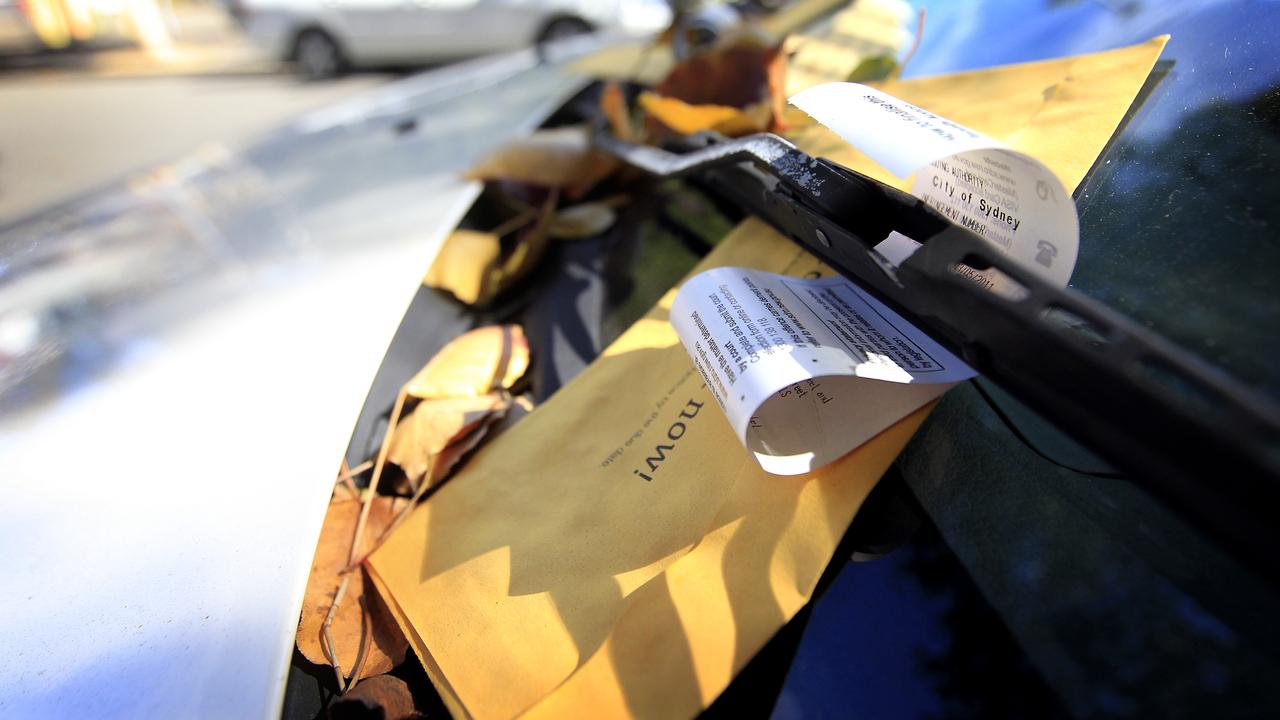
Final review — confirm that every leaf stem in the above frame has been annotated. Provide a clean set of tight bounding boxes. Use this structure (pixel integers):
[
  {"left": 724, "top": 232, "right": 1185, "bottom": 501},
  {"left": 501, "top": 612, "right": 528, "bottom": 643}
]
[
  {"left": 335, "top": 459, "right": 371, "bottom": 499},
  {"left": 489, "top": 207, "right": 539, "bottom": 239},
  {"left": 344, "top": 593, "right": 375, "bottom": 695},
  {"left": 347, "top": 391, "right": 407, "bottom": 568},
  {"left": 322, "top": 574, "right": 351, "bottom": 691}
]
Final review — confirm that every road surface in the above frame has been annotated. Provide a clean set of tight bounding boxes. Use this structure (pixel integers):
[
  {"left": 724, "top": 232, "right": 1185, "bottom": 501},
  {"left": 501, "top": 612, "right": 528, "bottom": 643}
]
[{"left": 0, "top": 71, "right": 390, "bottom": 223}]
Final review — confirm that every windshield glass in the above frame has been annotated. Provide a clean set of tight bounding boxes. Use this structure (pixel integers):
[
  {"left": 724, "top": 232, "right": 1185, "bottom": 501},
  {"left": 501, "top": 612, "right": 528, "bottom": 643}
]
[
  {"left": 784, "top": 2, "right": 1280, "bottom": 718},
  {"left": 908, "top": 0, "right": 1280, "bottom": 402}
]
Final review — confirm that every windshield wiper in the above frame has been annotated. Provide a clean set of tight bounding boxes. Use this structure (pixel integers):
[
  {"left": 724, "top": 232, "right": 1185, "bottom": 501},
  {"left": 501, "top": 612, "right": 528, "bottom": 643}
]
[{"left": 596, "top": 127, "right": 1280, "bottom": 583}]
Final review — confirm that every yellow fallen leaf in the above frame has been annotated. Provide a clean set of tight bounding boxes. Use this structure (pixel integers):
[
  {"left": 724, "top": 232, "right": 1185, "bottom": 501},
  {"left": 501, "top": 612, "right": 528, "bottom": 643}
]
[
  {"left": 424, "top": 190, "right": 558, "bottom": 307},
  {"left": 404, "top": 325, "right": 530, "bottom": 400},
  {"left": 297, "top": 496, "right": 408, "bottom": 678},
  {"left": 423, "top": 228, "right": 502, "bottom": 306},
  {"left": 638, "top": 92, "right": 769, "bottom": 137},
  {"left": 549, "top": 201, "right": 619, "bottom": 240},
  {"left": 464, "top": 126, "right": 617, "bottom": 199}
]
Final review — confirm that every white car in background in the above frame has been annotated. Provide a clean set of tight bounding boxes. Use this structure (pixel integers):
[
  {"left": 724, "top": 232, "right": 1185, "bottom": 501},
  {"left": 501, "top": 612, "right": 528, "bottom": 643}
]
[{"left": 230, "top": 0, "right": 673, "bottom": 78}]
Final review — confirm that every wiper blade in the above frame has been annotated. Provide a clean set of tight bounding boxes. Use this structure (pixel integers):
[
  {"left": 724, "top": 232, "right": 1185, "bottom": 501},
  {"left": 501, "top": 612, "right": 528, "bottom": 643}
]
[{"left": 596, "top": 127, "right": 1280, "bottom": 582}]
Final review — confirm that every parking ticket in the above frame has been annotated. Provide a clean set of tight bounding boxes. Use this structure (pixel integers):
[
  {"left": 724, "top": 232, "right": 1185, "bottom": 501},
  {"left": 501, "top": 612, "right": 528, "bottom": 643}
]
[{"left": 671, "top": 266, "right": 972, "bottom": 475}]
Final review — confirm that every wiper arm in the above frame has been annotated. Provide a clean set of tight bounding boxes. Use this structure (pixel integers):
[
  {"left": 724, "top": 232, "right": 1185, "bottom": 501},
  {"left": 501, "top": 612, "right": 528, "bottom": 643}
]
[{"left": 596, "top": 127, "right": 1280, "bottom": 583}]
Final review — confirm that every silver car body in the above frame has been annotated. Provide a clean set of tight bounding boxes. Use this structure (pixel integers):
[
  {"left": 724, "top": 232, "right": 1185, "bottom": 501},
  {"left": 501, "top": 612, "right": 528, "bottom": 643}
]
[
  {"left": 0, "top": 46, "right": 593, "bottom": 718},
  {"left": 238, "top": 0, "right": 672, "bottom": 65}
]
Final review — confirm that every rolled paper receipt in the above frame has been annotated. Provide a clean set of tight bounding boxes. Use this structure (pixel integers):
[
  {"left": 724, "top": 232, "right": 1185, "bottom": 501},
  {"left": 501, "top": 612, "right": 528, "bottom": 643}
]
[
  {"left": 671, "top": 268, "right": 972, "bottom": 474},
  {"left": 789, "top": 81, "right": 1080, "bottom": 289},
  {"left": 670, "top": 83, "right": 1081, "bottom": 474}
]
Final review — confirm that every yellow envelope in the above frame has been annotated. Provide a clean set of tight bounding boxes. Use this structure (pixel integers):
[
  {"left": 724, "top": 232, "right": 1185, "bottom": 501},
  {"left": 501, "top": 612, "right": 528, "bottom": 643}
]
[{"left": 369, "top": 37, "right": 1168, "bottom": 720}]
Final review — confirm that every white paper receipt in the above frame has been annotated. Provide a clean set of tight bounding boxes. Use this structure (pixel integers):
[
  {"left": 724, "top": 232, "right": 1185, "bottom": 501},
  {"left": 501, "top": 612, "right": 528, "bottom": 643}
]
[
  {"left": 671, "top": 267, "right": 974, "bottom": 475},
  {"left": 790, "top": 82, "right": 1080, "bottom": 290}
]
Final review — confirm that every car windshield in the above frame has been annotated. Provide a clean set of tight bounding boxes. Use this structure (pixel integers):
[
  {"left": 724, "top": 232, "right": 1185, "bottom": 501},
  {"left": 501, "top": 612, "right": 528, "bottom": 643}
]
[
  {"left": 772, "top": 1, "right": 1280, "bottom": 718},
  {"left": 323, "top": 4, "right": 1280, "bottom": 714},
  {"left": 2, "top": 2, "right": 1276, "bottom": 718}
]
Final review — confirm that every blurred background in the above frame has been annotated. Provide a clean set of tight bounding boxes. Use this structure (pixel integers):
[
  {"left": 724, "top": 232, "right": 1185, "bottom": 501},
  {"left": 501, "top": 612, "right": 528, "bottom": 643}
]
[{"left": 0, "top": 0, "right": 701, "bottom": 222}]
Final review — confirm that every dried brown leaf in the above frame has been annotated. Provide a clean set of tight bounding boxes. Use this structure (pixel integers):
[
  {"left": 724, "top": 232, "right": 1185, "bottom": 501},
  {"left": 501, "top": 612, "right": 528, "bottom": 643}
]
[
  {"left": 488, "top": 394, "right": 535, "bottom": 441},
  {"left": 654, "top": 42, "right": 782, "bottom": 109},
  {"left": 330, "top": 674, "right": 419, "bottom": 720},
  {"left": 358, "top": 401, "right": 512, "bottom": 566},
  {"left": 645, "top": 41, "right": 790, "bottom": 137},
  {"left": 464, "top": 126, "right": 617, "bottom": 199},
  {"left": 386, "top": 394, "right": 507, "bottom": 486},
  {"left": 297, "top": 497, "right": 409, "bottom": 678},
  {"left": 425, "top": 408, "right": 503, "bottom": 487},
  {"left": 403, "top": 325, "right": 530, "bottom": 400}
]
